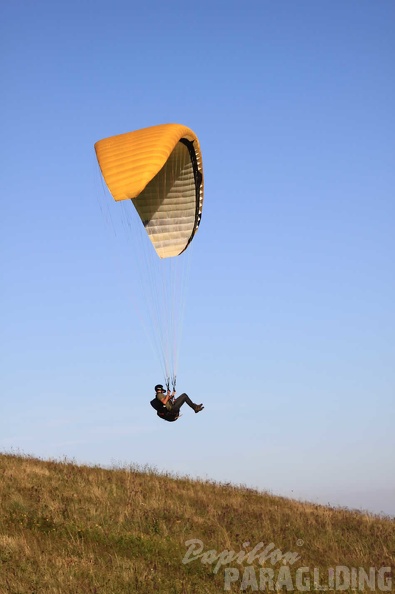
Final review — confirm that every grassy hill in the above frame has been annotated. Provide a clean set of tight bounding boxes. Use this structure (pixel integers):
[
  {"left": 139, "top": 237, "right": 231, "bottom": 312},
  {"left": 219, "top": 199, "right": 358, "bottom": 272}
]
[{"left": 0, "top": 452, "right": 393, "bottom": 593}]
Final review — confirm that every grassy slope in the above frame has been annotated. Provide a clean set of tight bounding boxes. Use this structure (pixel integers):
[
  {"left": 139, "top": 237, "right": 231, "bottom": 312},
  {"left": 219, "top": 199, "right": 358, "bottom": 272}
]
[{"left": 0, "top": 453, "right": 393, "bottom": 593}]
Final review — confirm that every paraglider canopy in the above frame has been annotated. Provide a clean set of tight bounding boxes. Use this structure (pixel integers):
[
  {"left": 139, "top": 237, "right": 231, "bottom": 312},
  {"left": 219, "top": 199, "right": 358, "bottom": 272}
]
[{"left": 94, "top": 123, "right": 204, "bottom": 258}]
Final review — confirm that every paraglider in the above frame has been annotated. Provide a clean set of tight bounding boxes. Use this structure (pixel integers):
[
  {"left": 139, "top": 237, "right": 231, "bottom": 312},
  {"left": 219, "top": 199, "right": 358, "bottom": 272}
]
[
  {"left": 95, "top": 123, "right": 203, "bottom": 258},
  {"left": 94, "top": 123, "right": 204, "bottom": 403},
  {"left": 150, "top": 384, "right": 204, "bottom": 422}
]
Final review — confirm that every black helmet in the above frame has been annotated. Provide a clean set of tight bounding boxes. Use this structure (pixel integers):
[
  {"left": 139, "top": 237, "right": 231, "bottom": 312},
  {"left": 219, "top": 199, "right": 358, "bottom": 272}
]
[{"left": 155, "top": 384, "right": 166, "bottom": 392}]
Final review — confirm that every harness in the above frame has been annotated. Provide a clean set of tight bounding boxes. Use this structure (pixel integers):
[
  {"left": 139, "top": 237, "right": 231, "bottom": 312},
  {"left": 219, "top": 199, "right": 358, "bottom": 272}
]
[{"left": 150, "top": 397, "right": 179, "bottom": 422}]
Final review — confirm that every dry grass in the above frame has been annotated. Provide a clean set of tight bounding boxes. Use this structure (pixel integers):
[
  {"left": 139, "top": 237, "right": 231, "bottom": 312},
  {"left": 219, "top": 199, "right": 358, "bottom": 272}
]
[{"left": 0, "top": 452, "right": 393, "bottom": 593}]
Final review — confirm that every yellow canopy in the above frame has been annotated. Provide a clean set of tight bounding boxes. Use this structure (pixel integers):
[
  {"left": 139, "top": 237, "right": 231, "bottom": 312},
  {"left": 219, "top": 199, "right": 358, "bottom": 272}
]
[{"left": 94, "top": 123, "right": 204, "bottom": 258}]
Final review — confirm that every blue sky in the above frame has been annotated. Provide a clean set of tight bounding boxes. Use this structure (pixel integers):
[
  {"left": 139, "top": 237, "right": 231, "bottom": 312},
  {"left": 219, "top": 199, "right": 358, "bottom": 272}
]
[{"left": 1, "top": 1, "right": 394, "bottom": 518}]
